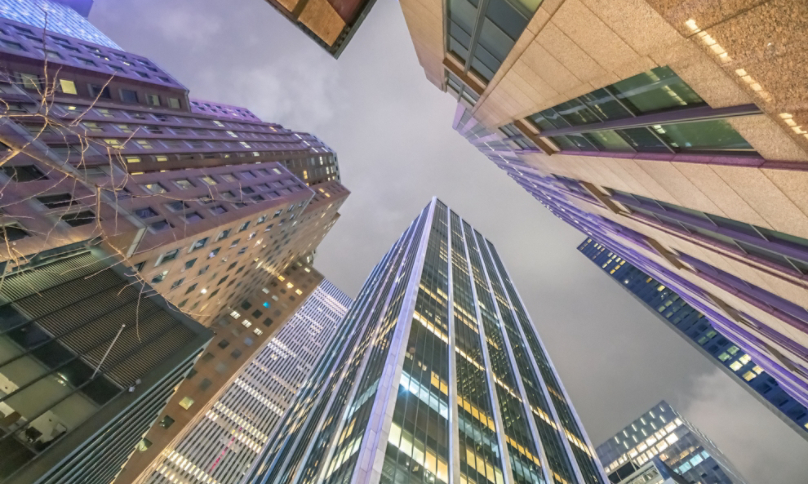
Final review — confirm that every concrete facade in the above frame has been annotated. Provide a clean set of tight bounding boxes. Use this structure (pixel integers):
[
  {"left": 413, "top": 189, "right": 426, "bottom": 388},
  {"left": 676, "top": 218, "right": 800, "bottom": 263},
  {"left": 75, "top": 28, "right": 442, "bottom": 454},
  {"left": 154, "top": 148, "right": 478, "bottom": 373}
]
[{"left": 401, "top": 0, "right": 808, "bottom": 424}]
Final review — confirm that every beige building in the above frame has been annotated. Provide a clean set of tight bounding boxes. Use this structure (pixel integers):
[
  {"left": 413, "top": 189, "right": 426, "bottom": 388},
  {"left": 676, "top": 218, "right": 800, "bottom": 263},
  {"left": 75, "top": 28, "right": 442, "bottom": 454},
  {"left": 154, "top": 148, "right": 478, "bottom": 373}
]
[{"left": 401, "top": 0, "right": 808, "bottom": 433}]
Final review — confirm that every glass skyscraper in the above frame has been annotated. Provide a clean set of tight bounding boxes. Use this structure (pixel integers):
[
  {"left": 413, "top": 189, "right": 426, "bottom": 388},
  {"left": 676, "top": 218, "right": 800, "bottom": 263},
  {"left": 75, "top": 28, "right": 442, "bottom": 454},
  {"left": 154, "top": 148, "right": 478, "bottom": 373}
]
[
  {"left": 145, "top": 279, "right": 351, "bottom": 484},
  {"left": 596, "top": 401, "right": 747, "bottom": 484},
  {"left": 577, "top": 238, "right": 808, "bottom": 440},
  {"left": 245, "top": 198, "right": 606, "bottom": 484},
  {"left": 0, "top": 0, "right": 118, "bottom": 48}
]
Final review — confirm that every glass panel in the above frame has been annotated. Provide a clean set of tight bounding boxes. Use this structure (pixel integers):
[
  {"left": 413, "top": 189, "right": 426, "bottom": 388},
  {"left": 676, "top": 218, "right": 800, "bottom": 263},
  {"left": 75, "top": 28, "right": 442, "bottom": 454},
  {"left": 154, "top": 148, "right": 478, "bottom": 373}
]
[
  {"left": 580, "top": 88, "right": 632, "bottom": 121},
  {"left": 528, "top": 113, "right": 555, "bottom": 131},
  {"left": 617, "top": 127, "right": 670, "bottom": 152},
  {"left": 485, "top": 0, "right": 529, "bottom": 39},
  {"left": 82, "top": 376, "right": 121, "bottom": 405},
  {"left": 449, "top": 37, "right": 470, "bottom": 63},
  {"left": 566, "top": 133, "right": 597, "bottom": 150},
  {"left": 652, "top": 119, "right": 753, "bottom": 152},
  {"left": 5, "top": 374, "right": 72, "bottom": 420},
  {"left": 470, "top": 58, "right": 495, "bottom": 82},
  {"left": 756, "top": 227, "right": 808, "bottom": 252},
  {"left": 450, "top": 21, "right": 473, "bottom": 49},
  {"left": 478, "top": 18, "right": 514, "bottom": 62},
  {"left": 584, "top": 130, "right": 634, "bottom": 152},
  {"left": 611, "top": 66, "right": 705, "bottom": 115},
  {"left": 680, "top": 222, "right": 740, "bottom": 247},
  {"left": 555, "top": 98, "right": 602, "bottom": 126},
  {"left": 31, "top": 341, "right": 75, "bottom": 369},
  {"left": 548, "top": 135, "right": 580, "bottom": 151},
  {"left": 735, "top": 240, "right": 794, "bottom": 269},
  {"left": 540, "top": 108, "right": 570, "bottom": 129},
  {"left": 0, "top": 355, "right": 50, "bottom": 390},
  {"left": 449, "top": 0, "right": 478, "bottom": 34}
]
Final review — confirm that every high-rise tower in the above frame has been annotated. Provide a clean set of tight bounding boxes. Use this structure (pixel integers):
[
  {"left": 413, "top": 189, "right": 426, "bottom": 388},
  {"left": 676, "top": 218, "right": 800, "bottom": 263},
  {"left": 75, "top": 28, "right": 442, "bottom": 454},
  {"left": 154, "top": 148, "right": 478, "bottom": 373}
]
[
  {"left": 577, "top": 237, "right": 808, "bottom": 440},
  {"left": 0, "top": 3, "right": 349, "bottom": 482},
  {"left": 400, "top": 0, "right": 808, "bottom": 426},
  {"left": 596, "top": 401, "right": 747, "bottom": 484},
  {"left": 145, "top": 279, "right": 351, "bottom": 484},
  {"left": 245, "top": 198, "right": 606, "bottom": 484}
]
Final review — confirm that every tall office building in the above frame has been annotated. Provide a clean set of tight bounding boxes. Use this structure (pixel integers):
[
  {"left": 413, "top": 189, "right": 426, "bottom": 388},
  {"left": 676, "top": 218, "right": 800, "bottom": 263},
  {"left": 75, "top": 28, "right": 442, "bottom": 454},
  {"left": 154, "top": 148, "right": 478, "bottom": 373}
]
[
  {"left": 0, "top": 0, "right": 109, "bottom": 46},
  {"left": 0, "top": 6, "right": 350, "bottom": 482},
  {"left": 244, "top": 198, "right": 606, "bottom": 484},
  {"left": 607, "top": 458, "right": 688, "bottom": 484},
  {"left": 578, "top": 237, "right": 808, "bottom": 439},
  {"left": 260, "top": 0, "right": 376, "bottom": 58},
  {"left": 145, "top": 279, "right": 351, "bottom": 484},
  {"left": 400, "top": 0, "right": 808, "bottom": 426},
  {"left": 0, "top": 242, "right": 212, "bottom": 484},
  {"left": 596, "top": 401, "right": 747, "bottom": 484}
]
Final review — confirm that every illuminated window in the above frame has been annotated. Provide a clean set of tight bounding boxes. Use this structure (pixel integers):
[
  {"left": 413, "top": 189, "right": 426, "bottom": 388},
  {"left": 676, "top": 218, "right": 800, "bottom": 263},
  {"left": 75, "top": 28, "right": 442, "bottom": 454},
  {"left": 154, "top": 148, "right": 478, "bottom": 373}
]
[{"left": 179, "top": 397, "right": 194, "bottom": 409}]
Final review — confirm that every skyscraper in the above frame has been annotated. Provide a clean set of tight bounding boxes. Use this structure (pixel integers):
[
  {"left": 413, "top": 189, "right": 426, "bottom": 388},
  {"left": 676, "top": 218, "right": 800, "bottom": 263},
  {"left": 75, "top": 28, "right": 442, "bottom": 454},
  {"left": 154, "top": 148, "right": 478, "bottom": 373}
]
[
  {"left": 400, "top": 0, "right": 808, "bottom": 429},
  {"left": 244, "top": 198, "right": 606, "bottom": 484},
  {"left": 577, "top": 237, "right": 808, "bottom": 440},
  {"left": 0, "top": 0, "right": 111, "bottom": 46},
  {"left": 260, "top": 0, "right": 376, "bottom": 58},
  {"left": 0, "top": 241, "right": 212, "bottom": 484},
  {"left": 144, "top": 279, "right": 351, "bottom": 484},
  {"left": 0, "top": 5, "right": 350, "bottom": 482},
  {"left": 596, "top": 401, "right": 747, "bottom": 484}
]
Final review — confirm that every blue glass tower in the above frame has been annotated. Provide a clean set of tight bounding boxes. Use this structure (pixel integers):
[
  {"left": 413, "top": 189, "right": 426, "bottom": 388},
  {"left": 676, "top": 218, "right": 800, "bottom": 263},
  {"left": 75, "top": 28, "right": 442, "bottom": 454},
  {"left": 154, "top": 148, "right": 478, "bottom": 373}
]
[{"left": 578, "top": 238, "right": 808, "bottom": 441}]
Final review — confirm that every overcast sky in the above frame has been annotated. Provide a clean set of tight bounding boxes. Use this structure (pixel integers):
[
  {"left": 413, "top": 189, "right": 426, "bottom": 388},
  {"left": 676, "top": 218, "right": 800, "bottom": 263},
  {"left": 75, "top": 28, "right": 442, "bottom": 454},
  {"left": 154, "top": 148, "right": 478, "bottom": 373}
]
[{"left": 92, "top": 1, "right": 808, "bottom": 482}]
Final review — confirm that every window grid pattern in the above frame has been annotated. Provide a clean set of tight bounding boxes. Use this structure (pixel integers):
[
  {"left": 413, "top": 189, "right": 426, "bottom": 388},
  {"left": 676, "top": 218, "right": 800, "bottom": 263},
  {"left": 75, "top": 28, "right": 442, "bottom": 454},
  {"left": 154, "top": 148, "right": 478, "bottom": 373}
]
[
  {"left": 450, "top": 211, "right": 506, "bottom": 484},
  {"left": 146, "top": 281, "right": 350, "bottom": 484},
  {"left": 578, "top": 238, "right": 808, "bottom": 435},
  {"left": 463, "top": 221, "right": 545, "bottom": 484},
  {"left": 380, "top": 201, "right": 452, "bottom": 484},
  {"left": 485, "top": 240, "right": 602, "bottom": 484}
]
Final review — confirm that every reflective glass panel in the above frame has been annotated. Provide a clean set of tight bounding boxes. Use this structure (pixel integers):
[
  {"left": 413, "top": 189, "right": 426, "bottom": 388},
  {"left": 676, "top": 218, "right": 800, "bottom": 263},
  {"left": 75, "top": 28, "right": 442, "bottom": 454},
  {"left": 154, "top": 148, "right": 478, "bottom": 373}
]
[
  {"left": 651, "top": 119, "right": 753, "bottom": 152},
  {"left": 611, "top": 66, "right": 705, "bottom": 115}
]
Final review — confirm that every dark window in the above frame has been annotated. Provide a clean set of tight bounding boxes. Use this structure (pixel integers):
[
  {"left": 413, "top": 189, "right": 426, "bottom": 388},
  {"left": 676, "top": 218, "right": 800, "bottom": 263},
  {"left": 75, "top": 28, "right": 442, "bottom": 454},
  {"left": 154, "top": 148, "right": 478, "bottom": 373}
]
[
  {"left": 217, "top": 339, "right": 229, "bottom": 349},
  {"left": 263, "top": 317, "right": 273, "bottom": 327},
  {"left": 167, "top": 201, "right": 190, "bottom": 212},
  {"left": 2, "top": 165, "right": 47, "bottom": 182},
  {"left": 159, "top": 416, "right": 175, "bottom": 428},
  {"left": 61, "top": 210, "right": 96, "bottom": 227},
  {"left": 230, "top": 349, "right": 242, "bottom": 359},
  {"left": 135, "top": 207, "right": 158, "bottom": 218},
  {"left": 201, "top": 352, "right": 214, "bottom": 363},
  {"left": 241, "top": 301, "right": 252, "bottom": 310},
  {"left": 150, "top": 220, "right": 172, "bottom": 232},
  {"left": 210, "top": 205, "right": 227, "bottom": 215},
  {"left": 186, "top": 368, "right": 197, "bottom": 379},
  {"left": 251, "top": 310, "right": 262, "bottom": 318},
  {"left": 184, "top": 212, "right": 203, "bottom": 223},
  {"left": 120, "top": 89, "right": 138, "bottom": 103},
  {"left": 160, "top": 248, "right": 180, "bottom": 264},
  {"left": 184, "top": 258, "right": 197, "bottom": 269},
  {"left": 185, "top": 283, "right": 198, "bottom": 294},
  {"left": 0, "top": 224, "right": 29, "bottom": 242},
  {"left": 199, "top": 378, "right": 212, "bottom": 391},
  {"left": 217, "top": 276, "right": 228, "bottom": 286},
  {"left": 88, "top": 84, "right": 111, "bottom": 99},
  {"left": 37, "top": 193, "right": 76, "bottom": 209}
]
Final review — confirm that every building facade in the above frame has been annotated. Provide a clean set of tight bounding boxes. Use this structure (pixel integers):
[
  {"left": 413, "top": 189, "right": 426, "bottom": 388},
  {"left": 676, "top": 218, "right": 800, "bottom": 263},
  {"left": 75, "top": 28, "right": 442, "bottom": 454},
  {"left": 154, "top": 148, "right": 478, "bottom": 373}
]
[
  {"left": 244, "top": 198, "right": 606, "bottom": 484},
  {"left": 260, "top": 0, "right": 376, "bottom": 58},
  {"left": 400, "top": 0, "right": 808, "bottom": 436},
  {"left": 0, "top": 7, "right": 350, "bottom": 483},
  {"left": 596, "top": 401, "right": 747, "bottom": 484},
  {"left": 0, "top": 242, "right": 212, "bottom": 484},
  {"left": 577, "top": 237, "right": 808, "bottom": 440},
  {"left": 145, "top": 279, "right": 351, "bottom": 484},
  {"left": 0, "top": 0, "right": 111, "bottom": 46}
]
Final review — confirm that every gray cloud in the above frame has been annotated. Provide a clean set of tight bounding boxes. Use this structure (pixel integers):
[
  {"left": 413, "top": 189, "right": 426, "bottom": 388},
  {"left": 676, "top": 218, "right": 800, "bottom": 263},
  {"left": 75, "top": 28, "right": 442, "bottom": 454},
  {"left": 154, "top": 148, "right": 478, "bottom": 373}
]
[{"left": 92, "top": 0, "right": 808, "bottom": 481}]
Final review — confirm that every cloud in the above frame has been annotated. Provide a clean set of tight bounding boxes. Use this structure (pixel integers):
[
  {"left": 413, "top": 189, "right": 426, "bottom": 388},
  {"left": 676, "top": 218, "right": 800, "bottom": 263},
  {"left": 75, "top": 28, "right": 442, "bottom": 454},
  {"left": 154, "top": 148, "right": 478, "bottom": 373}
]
[{"left": 676, "top": 370, "right": 808, "bottom": 484}]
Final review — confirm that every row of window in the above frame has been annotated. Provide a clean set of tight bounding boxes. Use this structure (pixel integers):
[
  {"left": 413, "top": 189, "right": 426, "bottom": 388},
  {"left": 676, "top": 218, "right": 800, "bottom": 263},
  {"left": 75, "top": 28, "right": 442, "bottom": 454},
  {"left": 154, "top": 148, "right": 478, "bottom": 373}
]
[{"left": 79, "top": 119, "right": 295, "bottom": 141}]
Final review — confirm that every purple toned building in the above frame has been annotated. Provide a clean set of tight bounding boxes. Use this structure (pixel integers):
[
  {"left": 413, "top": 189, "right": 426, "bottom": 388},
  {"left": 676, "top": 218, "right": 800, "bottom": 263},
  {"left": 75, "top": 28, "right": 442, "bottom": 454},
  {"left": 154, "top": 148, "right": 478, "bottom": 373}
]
[
  {"left": 0, "top": 7, "right": 349, "bottom": 484},
  {"left": 453, "top": 103, "right": 808, "bottom": 431}
]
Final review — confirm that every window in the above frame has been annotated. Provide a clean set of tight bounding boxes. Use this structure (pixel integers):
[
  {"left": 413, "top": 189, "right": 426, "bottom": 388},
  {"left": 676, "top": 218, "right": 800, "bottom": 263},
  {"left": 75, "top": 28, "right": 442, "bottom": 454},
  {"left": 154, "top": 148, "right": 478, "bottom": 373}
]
[
  {"left": 2, "top": 165, "right": 47, "bottom": 182},
  {"left": 168, "top": 98, "right": 181, "bottom": 109},
  {"left": 167, "top": 201, "right": 190, "bottom": 212},
  {"left": 160, "top": 248, "right": 180, "bottom": 264},
  {"left": 210, "top": 205, "right": 227, "bottom": 215},
  {"left": 221, "top": 174, "right": 237, "bottom": 182},
  {"left": 170, "top": 278, "right": 185, "bottom": 289},
  {"left": 120, "top": 89, "right": 138, "bottom": 103},
  {"left": 215, "top": 362, "right": 227, "bottom": 374},
  {"left": 217, "top": 339, "right": 230, "bottom": 349},
  {"left": 37, "top": 193, "right": 76, "bottom": 209},
  {"left": 199, "top": 378, "right": 212, "bottom": 390},
  {"left": 59, "top": 79, "right": 77, "bottom": 95},
  {"left": 198, "top": 265, "right": 209, "bottom": 275},
  {"left": 0, "top": 223, "right": 29, "bottom": 242},
  {"left": 61, "top": 210, "right": 95, "bottom": 227},
  {"left": 231, "top": 349, "right": 242, "bottom": 359},
  {"left": 150, "top": 219, "right": 172, "bottom": 232},
  {"left": 184, "top": 258, "right": 197, "bottom": 269},
  {"left": 151, "top": 270, "right": 168, "bottom": 284},
  {"left": 200, "top": 176, "right": 217, "bottom": 186},
  {"left": 215, "top": 229, "right": 231, "bottom": 241},
  {"left": 190, "top": 237, "right": 208, "bottom": 251},
  {"left": 142, "top": 183, "right": 167, "bottom": 194},
  {"left": 146, "top": 94, "right": 160, "bottom": 106},
  {"left": 174, "top": 179, "right": 193, "bottom": 190},
  {"left": 88, "top": 84, "right": 111, "bottom": 99},
  {"left": 238, "top": 221, "right": 250, "bottom": 232},
  {"left": 159, "top": 416, "right": 175, "bottom": 428},
  {"left": 178, "top": 396, "right": 194, "bottom": 410},
  {"left": 208, "top": 248, "right": 220, "bottom": 259},
  {"left": 263, "top": 317, "right": 273, "bottom": 327},
  {"left": 136, "top": 438, "right": 152, "bottom": 452},
  {"left": 253, "top": 328, "right": 263, "bottom": 336},
  {"left": 185, "top": 283, "right": 198, "bottom": 294}
]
